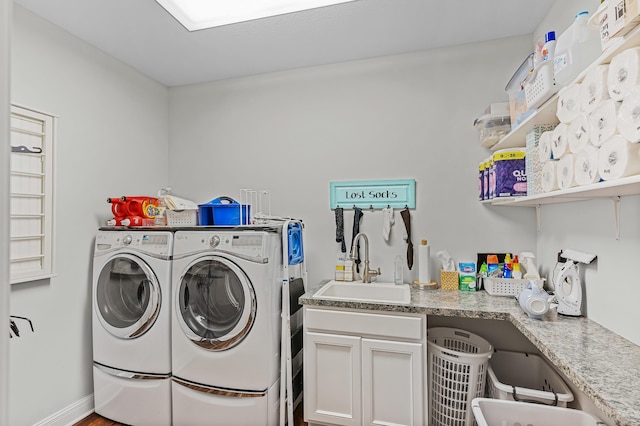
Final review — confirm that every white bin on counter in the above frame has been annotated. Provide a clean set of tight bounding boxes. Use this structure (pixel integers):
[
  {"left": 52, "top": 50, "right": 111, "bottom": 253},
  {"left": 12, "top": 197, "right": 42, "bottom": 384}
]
[
  {"left": 487, "top": 349, "right": 573, "bottom": 407},
  {"left": 471, "top": 398, "right": 606, "bottom": 426}
]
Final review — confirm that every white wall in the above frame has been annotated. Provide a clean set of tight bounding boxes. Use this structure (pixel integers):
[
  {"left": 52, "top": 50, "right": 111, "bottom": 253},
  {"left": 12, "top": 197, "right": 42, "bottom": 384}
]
[
  {"left": 1, "top": 1, "right": 11, "bottom": 424},
  {"left": 9, "top": 6, "right": 169, "bottom": 425},
  {"left": 168, "top": 36, "right": 538, "bottom": 288},
  {"left": 531, "top": 0, "right": 640, "bottom": 347}
]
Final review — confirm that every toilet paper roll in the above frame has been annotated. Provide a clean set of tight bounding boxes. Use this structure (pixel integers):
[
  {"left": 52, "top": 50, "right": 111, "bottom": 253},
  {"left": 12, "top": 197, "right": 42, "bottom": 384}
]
[
  {"left": 567, "top": 113, "right": 591, "bottom": 153},
  {"left": 556, "top": 83, "right": 582, "bottom": 123},
  {"left": 589, "top": 99, "right": 620, "bottom": 147},
  {"left": 574, "top": 145, "right": 600, "bottom": 186},
  {"left": 608, "top": 47, "right": 640, "bottom": 101},
  {"left": 557, "top": 154, "right": 576, "bottom": 190},
  {"left": 617, "top": 86, "right": 640, "bottom": 143},
  {"left": 538, "top": 130, "right": 554, "bottom": 162},
  {"left": 580, "top": 64, "right": 610, "bottom": 113},
  {"left": 418, "top": 241, "right": 430, "bottom": 284},
  {"left": 542, "top": 161, "right": 560, "bottom": 192},
  {"left": 551, "top": 122, "right": 570, "bottom": 159},
  {"left": 597, "top": 135, "right": 640, "bottom": 180}
]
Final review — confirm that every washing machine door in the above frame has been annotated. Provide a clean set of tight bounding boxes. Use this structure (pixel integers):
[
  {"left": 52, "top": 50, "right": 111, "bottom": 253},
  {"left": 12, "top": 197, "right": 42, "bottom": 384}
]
[
  {"left": 176, "top": 255, "right": 256, "bottom": 351},
  {"left": 95, "top": 253, "right": 161, "bottom": 339}
]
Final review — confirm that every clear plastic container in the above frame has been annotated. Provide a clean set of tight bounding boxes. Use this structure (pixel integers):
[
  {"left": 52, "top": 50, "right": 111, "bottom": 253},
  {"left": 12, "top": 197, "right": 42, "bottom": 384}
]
[{"left": 553, "top": 11, "right": 602, "bottom": 87}]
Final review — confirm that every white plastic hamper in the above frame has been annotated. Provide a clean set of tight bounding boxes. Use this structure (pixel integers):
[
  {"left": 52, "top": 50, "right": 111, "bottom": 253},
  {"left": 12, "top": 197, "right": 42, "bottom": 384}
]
[
  {"left": 471, "top": 398, "right": 605, "bottom": 426},
  {"left": 488, "top": 349, "right": 573, "bottom": 407},
  {"left": 427, "top": 327, "right": 493, "bottom": 426}
]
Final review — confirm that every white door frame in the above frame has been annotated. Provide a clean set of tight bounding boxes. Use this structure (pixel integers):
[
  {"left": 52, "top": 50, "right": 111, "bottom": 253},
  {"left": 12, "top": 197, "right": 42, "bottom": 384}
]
[{"left": 0, "top": 0, "right": 11, "bottom": 423}]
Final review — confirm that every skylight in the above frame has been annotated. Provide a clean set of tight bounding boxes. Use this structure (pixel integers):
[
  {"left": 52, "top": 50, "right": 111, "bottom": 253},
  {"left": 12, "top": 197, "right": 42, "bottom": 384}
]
[{"left": 156, "top": 0, "right": 358, "bottom": 31}]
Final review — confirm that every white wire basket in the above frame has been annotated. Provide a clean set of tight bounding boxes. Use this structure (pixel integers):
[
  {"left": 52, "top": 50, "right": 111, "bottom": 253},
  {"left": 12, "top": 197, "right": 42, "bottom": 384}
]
[
  {"left": 483, "top": 277, "right": 543, "bottom": 297},
  {"left": 524, "top": 61, "right": 558, "bottom": 109},
  {"left": 166, "top": 209, "right": 198, "bottom": 227},
  {"left": 428, "top": 327, "right": 493, "bottom": 426}
]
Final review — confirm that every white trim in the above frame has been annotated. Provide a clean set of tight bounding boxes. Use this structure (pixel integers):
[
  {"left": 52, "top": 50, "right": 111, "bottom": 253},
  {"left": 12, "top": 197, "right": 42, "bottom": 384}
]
[{"left": 33, "top": 394, "right": 94, "bottom": 426}]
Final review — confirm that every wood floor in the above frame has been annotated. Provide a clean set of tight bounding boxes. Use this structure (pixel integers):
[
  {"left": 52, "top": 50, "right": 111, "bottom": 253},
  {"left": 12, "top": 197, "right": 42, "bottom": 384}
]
[{"left": 74, "top": 402, "right": 307, "bottom": 426}]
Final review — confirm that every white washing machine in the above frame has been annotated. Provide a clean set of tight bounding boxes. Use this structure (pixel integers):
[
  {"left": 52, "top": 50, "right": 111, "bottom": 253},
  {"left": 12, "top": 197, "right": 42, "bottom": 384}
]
[
  {"left": 92, "top": 230, "right": 173, "bottom": 426},
  {"left": 171, "top": 227, "right": 284, "bottom": 426}
]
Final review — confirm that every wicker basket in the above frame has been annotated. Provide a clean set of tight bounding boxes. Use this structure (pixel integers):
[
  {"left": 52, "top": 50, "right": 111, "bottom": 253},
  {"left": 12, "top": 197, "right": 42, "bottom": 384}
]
[{"left": 440, "top": 270, "right": 459, "bottom": 290}]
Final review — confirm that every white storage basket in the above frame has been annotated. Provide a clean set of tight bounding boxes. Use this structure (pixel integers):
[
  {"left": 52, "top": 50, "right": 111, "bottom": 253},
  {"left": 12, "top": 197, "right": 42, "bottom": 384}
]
[
  {"left": 524, "top": 61, "right": 558, "bottom": 109},
  {"left": 472, "top": 398, "right": 605, "bottom": 426},
  {"left": 428, "top": 327, "right": 493, "bottom": 426},
  {"left": 487, "top": 349, "right": 573, "bottom": 407},
  {"left": 166, "top": 209, "right": 198, "bottom": 227},
  {"left": 484, "top": 277, "right": 543, "bottom": 297}
]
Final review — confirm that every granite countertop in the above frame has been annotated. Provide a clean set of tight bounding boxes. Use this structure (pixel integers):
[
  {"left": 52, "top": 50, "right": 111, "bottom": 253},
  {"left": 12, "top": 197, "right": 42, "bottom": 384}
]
[{"left": 300, "top": 282, "right": 640, "bottom": 426}]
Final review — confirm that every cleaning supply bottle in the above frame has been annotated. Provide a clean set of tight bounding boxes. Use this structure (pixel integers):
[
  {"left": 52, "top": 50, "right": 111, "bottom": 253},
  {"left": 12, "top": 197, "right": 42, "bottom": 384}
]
[
  {"left": 512, "top": 255, "right": 522, "bottom": 279},
  {"left": 344, "top": 259, "right": 353, "bottom": 282},
  {"left": 541, "top": 31, "right": 556, "bottom": 63},
  {"left": 335, "top": 254, "right": 345, "bottom": 281},
  {"left": 503, "top": 253, "right": 513, "bottom": 278},
  {"left": 394, "top": 254, "right": 404, "bottom": 285}
]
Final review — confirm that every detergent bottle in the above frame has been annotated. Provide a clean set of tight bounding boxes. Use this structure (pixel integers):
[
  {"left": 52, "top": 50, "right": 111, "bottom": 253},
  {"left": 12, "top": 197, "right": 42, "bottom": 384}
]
[{"left": 554, "top": 11, "right": 601, "bottom": 87}]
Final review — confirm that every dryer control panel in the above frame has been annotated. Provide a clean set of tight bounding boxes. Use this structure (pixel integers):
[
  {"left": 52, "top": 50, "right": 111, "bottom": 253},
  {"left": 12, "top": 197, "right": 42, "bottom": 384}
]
[{"left": 175, "top": 231, "right": 277, "bottom": 263}]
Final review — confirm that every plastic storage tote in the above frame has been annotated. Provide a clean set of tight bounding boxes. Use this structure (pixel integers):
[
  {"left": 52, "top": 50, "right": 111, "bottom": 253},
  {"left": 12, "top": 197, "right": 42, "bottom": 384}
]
[
  {"left": 471, "top": 398, "right": 606, "bottom": 426},
  {"left": 427, "top": 327, "right": 493, "bottom": 426},
  {"left": 198, "top": 196, "right": 251, "bottom": 226},
  {"left": 487, "top": 349, "right": 573, "bottom": 407}
]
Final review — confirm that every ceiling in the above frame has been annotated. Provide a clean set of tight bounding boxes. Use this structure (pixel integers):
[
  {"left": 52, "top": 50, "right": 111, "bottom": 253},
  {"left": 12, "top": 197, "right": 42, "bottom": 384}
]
[{"left": 13, "top": 0, "right": 556, "bottom": 87}]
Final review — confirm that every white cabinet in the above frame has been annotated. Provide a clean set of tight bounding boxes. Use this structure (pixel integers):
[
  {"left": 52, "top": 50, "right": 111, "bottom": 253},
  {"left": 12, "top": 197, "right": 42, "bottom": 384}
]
[{"left": 304, "top": 307, "right": 426, "bottom": 426}]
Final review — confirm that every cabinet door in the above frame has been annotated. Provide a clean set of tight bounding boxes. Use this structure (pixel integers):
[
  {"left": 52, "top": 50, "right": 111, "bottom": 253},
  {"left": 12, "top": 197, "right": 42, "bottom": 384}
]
[
  {"left": 304, "top": 331, "right": 362, "bottom": 426},
  {"left": 361, "top": 338, "right": 424, "bottom": 426}
]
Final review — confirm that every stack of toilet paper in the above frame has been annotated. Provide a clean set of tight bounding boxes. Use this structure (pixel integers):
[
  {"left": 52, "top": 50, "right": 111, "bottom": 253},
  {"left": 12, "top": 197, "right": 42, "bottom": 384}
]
[{"left": 537, "top": 46, "right": 640, "bottom": 193}]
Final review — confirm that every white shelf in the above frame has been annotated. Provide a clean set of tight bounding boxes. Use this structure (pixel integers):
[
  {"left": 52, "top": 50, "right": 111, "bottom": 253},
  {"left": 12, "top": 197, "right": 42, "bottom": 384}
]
[
  {"left": 485, "top": 175, "right": 640, "bottom": 207},
  {"left": 490, "top": 23, "right": 640, "bottom": 153}
]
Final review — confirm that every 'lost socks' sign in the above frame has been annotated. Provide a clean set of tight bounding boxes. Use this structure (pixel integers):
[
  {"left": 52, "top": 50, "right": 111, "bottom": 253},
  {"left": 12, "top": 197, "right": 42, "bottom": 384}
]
[{"left": 330, "top": 179, "right": 416, "bottom": 210}]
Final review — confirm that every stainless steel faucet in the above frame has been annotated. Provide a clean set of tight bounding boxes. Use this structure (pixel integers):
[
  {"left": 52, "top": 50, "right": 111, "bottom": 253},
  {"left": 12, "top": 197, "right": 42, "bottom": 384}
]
[{"left": 351, "top": 233, "right": 381, "bottom": 283}]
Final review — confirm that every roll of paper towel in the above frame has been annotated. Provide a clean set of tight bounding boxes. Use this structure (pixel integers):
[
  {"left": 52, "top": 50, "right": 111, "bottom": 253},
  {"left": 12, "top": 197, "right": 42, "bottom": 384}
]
[
  {"left": 556, "top": 83, "right": 582, "bottom": 123},
  {"left": 580, "top": 64, "right": 610, "bottom": 113},
  {"left": 589, "top": 99, "right": 620, "bottom": 147},
  {"left": 418, "top": 240, "right": 430, "bottom": 284},
  {"left": 567, "top": 113, "right": 591, "bottom": 153},
  {"left": 598, "top": 135, "right": 640, "bottom": 180},
  {"left": 538, "top": 130, "right": 554, "bottom": 162},
  {"left": 608, "top": 47, "right": 640, "bottom": 101},
  {"left": 557, "top": 153, "right": 576, "bottom": 189},
  {"left": 617, "top": 87, "right": 640, "bottom": 143},
  {"left": 542, "top": 161, "right": 560, "bottom": 192},
  {"left": 574, "top": 145, "right": 600, "bottom": 185},
  {"left": 551, "top": 122, "right": 570, "bottom": 159}
]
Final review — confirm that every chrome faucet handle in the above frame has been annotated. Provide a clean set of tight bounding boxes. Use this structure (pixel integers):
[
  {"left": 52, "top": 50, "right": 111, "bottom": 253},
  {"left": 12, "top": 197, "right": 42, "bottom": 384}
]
[{"left": 368, "top": 267, "right": 381, "bottom": 280}]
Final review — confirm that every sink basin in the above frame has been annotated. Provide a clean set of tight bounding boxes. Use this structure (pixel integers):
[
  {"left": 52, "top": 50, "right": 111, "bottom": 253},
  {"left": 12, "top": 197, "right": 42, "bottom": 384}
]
[{"left": 313, "top": 280, "right": 411, "bottom": 304}]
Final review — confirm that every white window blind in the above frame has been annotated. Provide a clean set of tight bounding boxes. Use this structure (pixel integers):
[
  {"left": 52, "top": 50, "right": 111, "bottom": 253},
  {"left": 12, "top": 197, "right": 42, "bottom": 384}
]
[{"left": 9, "top": 105, "right": 55, "bottom": 284}]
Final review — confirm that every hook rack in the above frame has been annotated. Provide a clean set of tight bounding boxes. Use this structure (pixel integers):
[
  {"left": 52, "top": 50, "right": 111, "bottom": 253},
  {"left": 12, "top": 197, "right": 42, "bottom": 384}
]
[{"left": 9, "top": 315, "right": 34, "bottom": 338}]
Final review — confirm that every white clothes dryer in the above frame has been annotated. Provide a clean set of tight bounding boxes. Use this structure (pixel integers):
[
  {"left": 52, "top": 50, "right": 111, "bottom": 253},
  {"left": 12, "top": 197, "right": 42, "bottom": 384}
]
[
  {"left": 171, "top": 227, "right": 284, "bottom": 426},
  {"left": 92, "top": 230, "right": 173, "bottom": 426}
]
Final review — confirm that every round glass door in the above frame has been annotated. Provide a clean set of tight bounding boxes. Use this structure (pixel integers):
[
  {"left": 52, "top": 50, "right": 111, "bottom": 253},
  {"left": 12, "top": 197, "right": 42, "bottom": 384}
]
[
  {"left": 177, "top": 256, "right": 256, "bottom": 351},
  {"left": 95, "top": 253, "right": 161, "bottom": 339}
]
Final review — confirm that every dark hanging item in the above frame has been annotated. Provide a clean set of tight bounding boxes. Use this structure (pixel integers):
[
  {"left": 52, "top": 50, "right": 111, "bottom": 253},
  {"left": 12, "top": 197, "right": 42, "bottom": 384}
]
[
  {"left": 400, "top": 208, "right": 414, "bottom": 270},
  {"left": 335, "top": 207, "right": 346, "bottom": 253},
  {"left": 351, "top": 207, "right": 364, "bottom": 272}
]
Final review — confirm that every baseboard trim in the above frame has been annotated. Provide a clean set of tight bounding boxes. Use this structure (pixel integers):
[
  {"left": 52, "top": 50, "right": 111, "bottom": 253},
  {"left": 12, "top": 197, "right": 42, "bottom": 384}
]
[{"left": 34, "top": 394, "right": 94, "bottom": 426}]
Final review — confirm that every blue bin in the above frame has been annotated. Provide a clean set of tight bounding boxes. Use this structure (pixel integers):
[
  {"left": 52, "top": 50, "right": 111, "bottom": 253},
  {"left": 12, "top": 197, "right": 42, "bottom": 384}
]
[{"left": 198, "top": 197, "right": 250, "bottom": 226}]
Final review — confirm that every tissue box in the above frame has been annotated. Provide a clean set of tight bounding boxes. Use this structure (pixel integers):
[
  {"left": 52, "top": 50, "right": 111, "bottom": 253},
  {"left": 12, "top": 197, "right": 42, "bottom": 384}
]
[{"left": 440, "top": 270, "right": 459, "bottom": 290}]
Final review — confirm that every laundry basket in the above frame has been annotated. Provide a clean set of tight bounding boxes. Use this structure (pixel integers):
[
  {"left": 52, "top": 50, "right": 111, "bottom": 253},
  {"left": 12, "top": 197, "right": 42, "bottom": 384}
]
[
  {"left": 471, "top": 398, "right": 605, "bottom": 426},
  {"left": 428, "top": 327, "right": 493, "bottom": 426},
  {"left": 487, "top": 349, "right": 573, "bottom": 407}
]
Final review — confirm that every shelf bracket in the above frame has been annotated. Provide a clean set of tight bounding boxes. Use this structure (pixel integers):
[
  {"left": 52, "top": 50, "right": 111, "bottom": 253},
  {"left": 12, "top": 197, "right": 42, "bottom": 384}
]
[
  {"left": 535, "top": 204, "right": 541, "bottom": 233},
  {"left": 612, "top": 196, "right": 621, "bottom": 240}
]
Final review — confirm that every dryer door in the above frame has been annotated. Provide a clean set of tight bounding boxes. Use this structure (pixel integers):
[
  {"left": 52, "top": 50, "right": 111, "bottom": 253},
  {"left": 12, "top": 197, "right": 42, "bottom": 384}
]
[
  {"left": 176, "top": 255, "right": 256, "bottom": 351},
  {"left": 95, "top": 253, "right": 161, "bottom": 339}
]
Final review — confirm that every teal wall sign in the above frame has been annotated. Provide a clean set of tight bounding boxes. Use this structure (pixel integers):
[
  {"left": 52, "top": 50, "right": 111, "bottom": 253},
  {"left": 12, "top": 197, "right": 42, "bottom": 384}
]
[{"left": 330, "top": 179, "right": 416, "bottom": 210}]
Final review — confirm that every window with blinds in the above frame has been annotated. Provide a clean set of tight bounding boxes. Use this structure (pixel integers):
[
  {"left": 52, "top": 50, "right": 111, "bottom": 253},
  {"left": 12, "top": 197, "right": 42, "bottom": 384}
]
[{"left": 9, "top": 105, "right": 55, "bottom": 284}]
